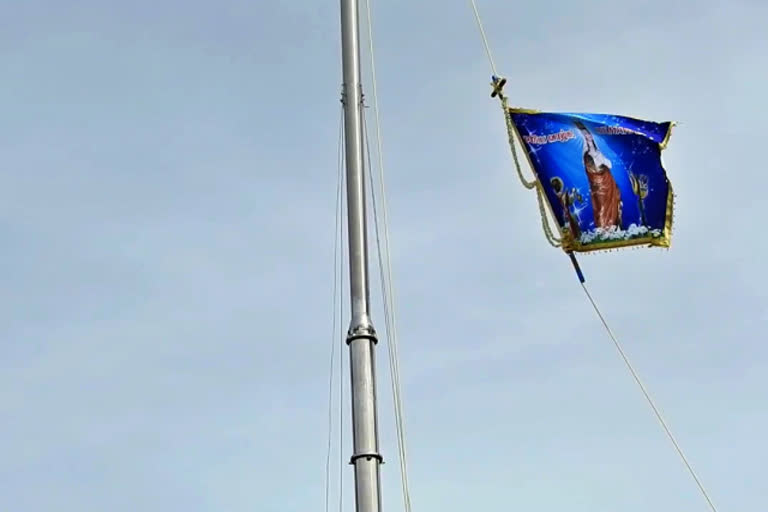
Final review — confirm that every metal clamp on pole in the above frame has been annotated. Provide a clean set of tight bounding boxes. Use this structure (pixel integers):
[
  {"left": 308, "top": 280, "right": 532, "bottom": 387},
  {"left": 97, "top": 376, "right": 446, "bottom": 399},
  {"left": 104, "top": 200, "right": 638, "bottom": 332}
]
[
  {"left": 349, "top": 452, "right": 384, "bottom": 464},
  {"left": 346, "top": 332, "right": 379, "bottom": 345}
]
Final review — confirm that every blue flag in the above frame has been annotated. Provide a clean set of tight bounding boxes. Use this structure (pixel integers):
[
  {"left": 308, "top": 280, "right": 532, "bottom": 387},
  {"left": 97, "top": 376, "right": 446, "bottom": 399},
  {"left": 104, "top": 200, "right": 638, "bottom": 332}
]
[{"left": 509, "top": 108, "right": 674, "bottom": 253}]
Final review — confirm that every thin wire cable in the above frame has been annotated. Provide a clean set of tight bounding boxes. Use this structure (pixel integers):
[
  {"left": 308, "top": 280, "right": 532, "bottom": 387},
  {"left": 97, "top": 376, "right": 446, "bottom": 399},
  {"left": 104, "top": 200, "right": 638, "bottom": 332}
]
[
  {"left": 363, "top": 108, "right": 411, "bottom": 512},
  {"left": 325, "top": 105, "right": 345, "bottom": 512},
  {"left": 468, "top": 0, "right": 562, "bottom": 247},
  {"left": 581, "top": 283, "right": 719, "bottom": 512},
  {"left": 362, "top": 1, "right": 413, "bottom": 510},
  {"left": 468, "top": 0, "right": 498, "bottom": 76},
  {"left": 339, "top": 204, "right": 346, "bottom": 512}
]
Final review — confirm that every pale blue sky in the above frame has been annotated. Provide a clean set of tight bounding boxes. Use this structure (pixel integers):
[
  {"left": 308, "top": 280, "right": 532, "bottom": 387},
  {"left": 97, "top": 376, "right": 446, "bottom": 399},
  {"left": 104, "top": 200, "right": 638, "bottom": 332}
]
[{"left": 1, "top": 0, "right": 766, "bottom": 511}]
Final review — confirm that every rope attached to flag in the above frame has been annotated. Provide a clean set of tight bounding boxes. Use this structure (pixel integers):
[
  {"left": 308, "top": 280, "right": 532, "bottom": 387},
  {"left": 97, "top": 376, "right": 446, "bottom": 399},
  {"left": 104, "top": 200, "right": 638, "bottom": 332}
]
[{"left": 492, "top": 76, "right": 563, "bottom": 248}]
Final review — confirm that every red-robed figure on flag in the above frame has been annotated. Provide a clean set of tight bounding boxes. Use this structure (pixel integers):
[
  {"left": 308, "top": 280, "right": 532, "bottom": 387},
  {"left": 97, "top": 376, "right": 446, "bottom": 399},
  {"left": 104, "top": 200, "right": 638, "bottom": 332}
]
[{"left": 575, "top": 121, "right": 623, "bottom": 229}]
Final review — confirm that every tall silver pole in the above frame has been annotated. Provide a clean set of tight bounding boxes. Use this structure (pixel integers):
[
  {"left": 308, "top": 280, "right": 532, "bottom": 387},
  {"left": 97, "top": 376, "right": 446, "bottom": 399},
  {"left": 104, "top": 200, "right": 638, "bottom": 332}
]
[{"left": 340, "top": 0, "right": 383, "bottom": 510}]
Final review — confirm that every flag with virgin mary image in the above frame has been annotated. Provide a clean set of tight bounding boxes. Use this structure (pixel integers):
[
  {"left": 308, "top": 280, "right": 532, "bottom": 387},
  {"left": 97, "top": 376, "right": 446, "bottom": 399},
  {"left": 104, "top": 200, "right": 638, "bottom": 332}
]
[{"left": 508, "top": 108, "right": 675, "bottom": 253}]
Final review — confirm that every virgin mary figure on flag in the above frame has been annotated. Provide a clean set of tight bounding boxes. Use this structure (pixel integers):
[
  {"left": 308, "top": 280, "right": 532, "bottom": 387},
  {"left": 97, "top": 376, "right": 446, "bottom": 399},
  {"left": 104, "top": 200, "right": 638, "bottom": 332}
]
[{"left": 509, "top": 109, "right": 675, "bottom": 253}]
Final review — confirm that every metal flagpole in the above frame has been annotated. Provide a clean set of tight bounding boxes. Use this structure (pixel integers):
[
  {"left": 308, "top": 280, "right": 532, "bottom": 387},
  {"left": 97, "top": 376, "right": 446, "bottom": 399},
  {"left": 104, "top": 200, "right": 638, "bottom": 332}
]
[{"left": 339, "top": 0, "right": 383, "bottom": 510}]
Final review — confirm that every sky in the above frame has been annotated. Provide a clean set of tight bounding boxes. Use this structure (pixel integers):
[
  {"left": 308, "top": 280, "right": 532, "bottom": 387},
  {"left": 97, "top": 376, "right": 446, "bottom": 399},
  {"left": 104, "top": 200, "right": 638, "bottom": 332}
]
[{"left": 1, "top": 0, "right": 766, "bottom": 511}]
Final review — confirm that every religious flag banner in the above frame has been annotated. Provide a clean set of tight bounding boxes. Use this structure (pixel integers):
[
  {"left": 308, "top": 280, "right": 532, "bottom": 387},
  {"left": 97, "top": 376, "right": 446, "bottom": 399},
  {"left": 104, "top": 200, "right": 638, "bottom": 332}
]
[{"left": 509, "top": 109, "right": 675, "bottom": 253}]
